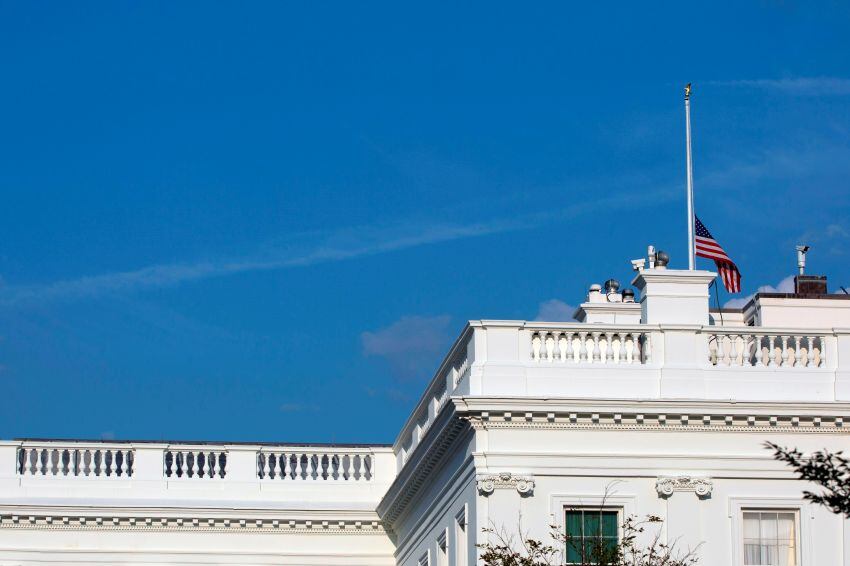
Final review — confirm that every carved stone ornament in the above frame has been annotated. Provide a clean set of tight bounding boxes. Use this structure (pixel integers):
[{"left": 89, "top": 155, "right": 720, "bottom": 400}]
[
  {"left": 476, "top": 472, "right": 535, "bottom": 496},
  {"left": 655, "top": 476, "right": 713, "bottom": 498}
]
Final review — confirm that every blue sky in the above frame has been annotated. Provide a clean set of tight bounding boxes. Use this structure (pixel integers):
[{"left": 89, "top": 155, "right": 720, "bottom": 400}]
[{"left": 2, "top": 2, "right": 850, "bottom": 443}]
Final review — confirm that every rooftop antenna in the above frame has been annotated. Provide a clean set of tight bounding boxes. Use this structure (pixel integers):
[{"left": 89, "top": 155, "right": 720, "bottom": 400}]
[
  {"left": 796, "top": 245, "right": 810, "bottom": 275},
  {"left": 684, "top": 83, "right": 696, "bottom": 270}
]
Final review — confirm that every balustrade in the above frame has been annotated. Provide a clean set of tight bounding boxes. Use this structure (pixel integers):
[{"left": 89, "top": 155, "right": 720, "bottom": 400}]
[
  {"left": 257, "top": 450, "right": 373, "bottom": 481},
  {"left": 164, "top": 448, "right": 226, "bottom": 479},
  {"left": 531, "top": 328, "right": 651, "bottom": 365},
  {"left": 16, "top": 445, "right": 133, "bottom": 478},
  {"left": 707, "top": 331, "right": 825, "bottom": 368}
]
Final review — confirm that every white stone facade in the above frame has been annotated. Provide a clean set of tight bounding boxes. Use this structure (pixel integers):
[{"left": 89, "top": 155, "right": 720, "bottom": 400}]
[{"left": 2, "top": 260, "right": 849, "bottom": 565}]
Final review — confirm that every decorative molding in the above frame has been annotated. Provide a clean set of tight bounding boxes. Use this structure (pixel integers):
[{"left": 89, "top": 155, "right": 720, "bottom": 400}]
[
  {"left": 463, "top": 410, "right": 847, "bottom": 434},
  {"left": 377, "top": 406, "right": 470, "bottom": 525},
  {"left": 477, "top": 472, "right": 535, "bottom": 496},
  {"left": 655, "top": 476, "right": 713, "bottom": 498},
  {"left": 0, "top": 513, "right": 386, "bottom": 535}
]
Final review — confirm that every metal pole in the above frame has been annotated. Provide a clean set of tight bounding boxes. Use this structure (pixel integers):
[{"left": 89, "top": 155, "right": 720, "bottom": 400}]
[{"left": 685, "top": 85, "right": 695, "bottom": 270}]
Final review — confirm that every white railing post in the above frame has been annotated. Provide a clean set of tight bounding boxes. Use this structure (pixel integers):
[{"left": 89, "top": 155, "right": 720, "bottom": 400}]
[
  {"left": 834, "top": 330, "right": 850, "bottom": 401},
  {"left": 224, "top": 446, "right": 256, "bottom": 483},
  {"left": 133, "top": 444, "right": 167, "bottom": 482}
]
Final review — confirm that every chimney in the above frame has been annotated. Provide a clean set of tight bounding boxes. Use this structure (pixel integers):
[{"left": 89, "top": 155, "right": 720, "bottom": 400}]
[
  {"left": 794, "top": 275, "right": 827, "bottom": 295},
  {"left": 793, "top": 245, "right": 827, "bottom": 295}
]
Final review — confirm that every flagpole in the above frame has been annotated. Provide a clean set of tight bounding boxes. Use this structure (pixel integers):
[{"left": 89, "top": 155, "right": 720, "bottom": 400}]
[{"left": 685, "top": 83, "right": 695, "bottom": 270}]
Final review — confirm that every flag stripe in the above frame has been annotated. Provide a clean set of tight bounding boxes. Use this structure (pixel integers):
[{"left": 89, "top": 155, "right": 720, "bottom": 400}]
[{"left": 694, "top": 216, "right": 742, "bottom": 293}]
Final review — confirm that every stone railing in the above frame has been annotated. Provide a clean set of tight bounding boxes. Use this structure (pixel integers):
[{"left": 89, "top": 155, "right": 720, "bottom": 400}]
[
  {"left": 257, "top": 448, "right": 374, "bottom": 481},
  {"left": 16, "top": 443, "right": 134, "bottom": 478},
  {"left": 706, "top": 329, "right": 826, "bottom": 368},
  {"left": 530, "top": 326, "right": 652, "bottom": 365},
  {"left": 164, "top": 447, "right": 227, "bottom": 479},
  {"left": 10, "top": 441, "right": 393, "bottom": 487},
  {"left": 397, "top": 327, "right": 473, "bottom": 466}
]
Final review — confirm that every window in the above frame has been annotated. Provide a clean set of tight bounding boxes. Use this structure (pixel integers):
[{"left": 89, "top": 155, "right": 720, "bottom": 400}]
[
  {"left": 455, "top": 506, "right": 467, "bottom": 566},
  {"left": 565, "top": 508, "right": 619, "bottom": 564},
  {"left": 418, "top": 550, "right": 429, "bottom": 566},
  {"left": 743, "top": 510, "right": 798, "bottom": 566},
  {"left": 435, "top": 528, "right": 448, "bottom": 566}
]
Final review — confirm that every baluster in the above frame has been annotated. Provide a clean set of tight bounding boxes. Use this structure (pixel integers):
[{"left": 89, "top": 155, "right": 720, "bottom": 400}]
[
  {"left": 48, "top": 449, "right": 57, "bottom": 476},
  {"left": 558, "top": 334, "right": 568, "bottom": 363},
  {"left": 97, "top": 450, "right": 106, "bottom": 477},
  {"left": 25, "top": 449, "right": 35, "bottom": 475},
  {"left": 644, "top": 333, "right": 652, "bottom": 364},
  {"left": 331, "top": 455, "right": 340, "bottom": 480},
  {"left": 202, "top": 451, "right": 212, "bottom": 478},
  {"left": 532, "top": 333, "right": 542, "bottom": 362},
  {"left": 296, "top": 454, "right": 305, "bottom": 480},
  {"left": 806, "top": 336, "right": 815, "bottom": 367},
  {"left": 352, "top": 455, "right": 361, "bottom": 480},
  {"left": 623, "top": 332, "right": 636, "bottom": 365},
  {"left": 604, "top": 333, "right": 614, "bottom": 363},
  {"left": 591, "top": 332, "right": 601, "bottom": 362},
  {"left": 258, "top": 453, "right": 267, "bottom": 479},
  {"left": 565, "top": 333, "right": 574, "bottom": 362},
  {"left": 218, "top": 452, "right": 227, "bottom": 478},
  {"left": 579, "top": 332, "right": 588, "bottom": 362},
  {"left": 618, "top": 334, "right": 627, "bottom": 364},
  {"left": 781, "top": 336, "right": 790, "bottom": 366},
  {"left": 116, "top": 450, "right": 126, "bottom": 477},
  {"left": 753, "top": 335, "right": 764, "bottom": 367},
  {"left": 741, "top": 335, "right": 752, "bottom": 367},
  {"left": 716, "top": 334, "right": 727, "bottom": 366},
  {"left": 794, "top": 336, "right": 803, "bottom": 367},
  {"left": 106, "top": 450, "right": 116, "bottom": 477},
  {"left": 283, "top": 453, "right": 292, "bottom": 480},
  {"left": 728, "top": 335, "right": 739, "bottom": 366},
  {"left": 545, "top": 333, "right": 555, "bottom": 362},
  {"left": 197, "top": 452, "right": 204, "bottom": 478},
  {"left": 364, "top": 454, "right": 373, "bottom": 481},
  {"left": 343, "top": 454, "right": 352, "bottom": 480},
  {"left": 709, "top": 334, "right": 718, "bottom": 365},
  {"left": 818, "top": 336, "right": 825, "bottom": 367},
  {"left": 34, "top": 449, "right": 44, "bottom": 475},
  {"left": 768, "top": 336, "right": 777, "bottom": 367}
]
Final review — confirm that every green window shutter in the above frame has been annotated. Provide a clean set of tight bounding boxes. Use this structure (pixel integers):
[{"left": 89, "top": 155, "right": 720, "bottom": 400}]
[{"left": 565, "top": 510, "right": 619, "bottom": 564}]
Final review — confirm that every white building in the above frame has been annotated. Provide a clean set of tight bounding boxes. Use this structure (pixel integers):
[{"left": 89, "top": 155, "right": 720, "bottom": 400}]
[{"left": 2, "top": 248, "right": 849, "bottom": 565}]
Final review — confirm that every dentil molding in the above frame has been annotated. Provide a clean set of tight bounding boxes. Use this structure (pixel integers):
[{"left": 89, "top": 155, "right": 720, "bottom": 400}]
[
  {"left": 655, "top": 476, "right": 713, "bottom": 498},
  {"left": 477, "top": 472, "right": 535, "bottom": 496}
]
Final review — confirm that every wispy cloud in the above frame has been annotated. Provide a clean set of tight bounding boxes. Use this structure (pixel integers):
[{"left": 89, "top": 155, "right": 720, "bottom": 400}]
[
  {"left": 361, "top": 315, "right": 453, "bottom": 383},
  {"left": 710, "top": 77, "right": 850, "bottom": 96},
  {"left": 0, "top": 221, "right": 512, "bottom": 307},
  {"left": 534, "top": 299, "right": 576, "bottom": 321},
  {"left": 0, "top": 189, "right": 672, "bottom": 308}
]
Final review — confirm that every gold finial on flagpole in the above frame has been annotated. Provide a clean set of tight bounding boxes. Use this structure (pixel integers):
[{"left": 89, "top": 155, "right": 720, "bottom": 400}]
[{"left": 684, "top": 83, "right": 692, "bottom": 100}]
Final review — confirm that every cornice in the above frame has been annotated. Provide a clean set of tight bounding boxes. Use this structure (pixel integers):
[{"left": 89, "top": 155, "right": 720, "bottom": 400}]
[
  {"left": 456, "top": 398, "right": 849, "bottom": 434},
  {"left": 0, "top": 512, "right": 386, "bottom": 534},
  {"left": 377, "top": 403, "right": 470, "bottom": 526}
]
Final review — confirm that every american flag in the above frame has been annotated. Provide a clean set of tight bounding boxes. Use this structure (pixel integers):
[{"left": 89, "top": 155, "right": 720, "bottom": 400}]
[{"left": 695, "top": 216, "right": 742, "bottom": 293}]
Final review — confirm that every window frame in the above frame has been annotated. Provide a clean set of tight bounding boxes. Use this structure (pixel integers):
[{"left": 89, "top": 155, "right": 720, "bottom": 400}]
[
  {"left": 729, "top": 498, "right": 810, "bottom": 566},
  {"left": 740, "top": 508, "right": 801, "bottom": 566},
  {"left": 563, "top": 506, "right": 622, "bottom": 565},
  {"left": 454, "top": 504, "right": 468, "bottom": 566}
]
